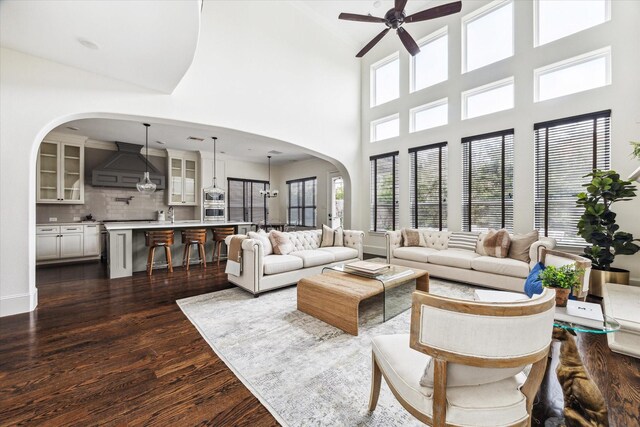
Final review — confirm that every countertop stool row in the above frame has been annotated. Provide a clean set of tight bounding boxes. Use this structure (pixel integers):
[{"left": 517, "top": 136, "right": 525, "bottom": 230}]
[{"left": 144, "top": 227, "right": 236, "bottom": 276}]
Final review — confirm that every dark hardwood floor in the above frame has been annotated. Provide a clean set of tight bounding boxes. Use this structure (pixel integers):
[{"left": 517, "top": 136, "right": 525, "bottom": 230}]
[{"left": 1, "top": 262, "right": 639, "bottom": 426}]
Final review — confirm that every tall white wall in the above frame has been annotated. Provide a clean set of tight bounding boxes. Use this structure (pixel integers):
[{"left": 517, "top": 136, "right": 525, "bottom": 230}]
[
  {"left": 359, "top": 1, "right": 640, "bottom": 283},
  {"left": 0, "top": 1, "right": 360, "bottom": 316}
]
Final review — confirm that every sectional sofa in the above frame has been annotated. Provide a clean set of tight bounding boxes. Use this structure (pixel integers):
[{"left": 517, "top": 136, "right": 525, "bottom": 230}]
[
  {"left": 386, "top": 230, "right": 556, "bottom": 292},
  {"left": 225, "top": 229, "right": 364, "bottom": 295}
]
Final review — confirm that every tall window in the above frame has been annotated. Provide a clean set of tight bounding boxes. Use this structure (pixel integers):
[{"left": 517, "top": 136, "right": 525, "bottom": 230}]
[
  {"left": 287, "top": 177, "right": 317, "bottom": 227},
  {"left": 371, "top": 53, "right": 399, "bottom": 107},
  {"left": 535, "top": 0, "right": 610, "bottom": 47},
  {"left": 228, "top": 178, "right": 268, "bottom": 222},
  {"left": 410, "top": 98, "right": 448, "bottom": 133},
  {"left": 370, "top": 152, "right": 399, "bottom": 232},
  {"left": 410, "top": 143, "right": 448, "bottom": 230},
  {"left": 463, "top": 0, "right": 513, "bottom": 73},
  {"left": 371, "top": 114, "right": 400, "bottom": 142},
  {"left": 462, "top": 77, "right": 514, "bottom": 119},
  {"left": 462, "top": 130, "right": 514, "bottom": 232},
  {"left": 411, "top": 27, "right": 448, "bottom": 93},
  {"left": 534, "top": 110, "right": 611, "bottom": 247}
]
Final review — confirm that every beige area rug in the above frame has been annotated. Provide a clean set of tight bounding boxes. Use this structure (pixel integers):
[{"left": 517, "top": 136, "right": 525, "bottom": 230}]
[{"left": 177, "top": 278, "right": 479, "bottom": 426}]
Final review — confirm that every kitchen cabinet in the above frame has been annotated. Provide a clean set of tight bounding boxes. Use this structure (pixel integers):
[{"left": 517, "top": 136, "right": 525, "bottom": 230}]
[
  {"left": 37, "top": 140, "right": 84, "bottom": 204},
  {"left": 36, "top": 224, "right": 99, "bottom": 263},
  {"left": 167, "top": 150, "right": 198, "bottom": 206}
]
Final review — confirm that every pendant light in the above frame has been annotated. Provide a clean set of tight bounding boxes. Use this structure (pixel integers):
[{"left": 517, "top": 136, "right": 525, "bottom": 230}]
[
  {"left": 204, "top": 136, "right": 224, "bottom": 198},
  {"left": 259, "top": 155, "right": 279, "bottom": 198},
  {"left": 136, "top": 123, "right": 157, "bottom": 194}
]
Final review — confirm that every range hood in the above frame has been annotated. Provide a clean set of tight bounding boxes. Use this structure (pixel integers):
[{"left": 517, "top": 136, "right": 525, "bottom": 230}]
[{"left": 92, "top": 142, "right": 165, "bottom": 189}]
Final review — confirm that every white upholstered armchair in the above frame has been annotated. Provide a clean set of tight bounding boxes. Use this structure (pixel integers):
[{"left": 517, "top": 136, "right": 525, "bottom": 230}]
[{"left": 369, "top": 288, "right": 556, "bottom": 426}]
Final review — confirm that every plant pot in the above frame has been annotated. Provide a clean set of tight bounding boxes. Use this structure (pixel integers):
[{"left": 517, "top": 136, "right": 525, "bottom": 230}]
[
  {"left": 553, "top": 288, "right": 571, "bottom": 307},
  {"left": 589, "top": 267, "right": 630, "bottom": 297}
]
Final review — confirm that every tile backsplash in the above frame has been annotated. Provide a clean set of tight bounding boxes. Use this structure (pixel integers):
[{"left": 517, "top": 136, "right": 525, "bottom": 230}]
[{"left": 36, "top": 185, "right": 197, "bottom": 223}]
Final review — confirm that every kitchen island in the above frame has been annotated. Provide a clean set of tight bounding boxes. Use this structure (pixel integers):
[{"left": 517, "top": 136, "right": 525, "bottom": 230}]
[{"left": 104, "top": 220, "right": 252, "bottom": 278}]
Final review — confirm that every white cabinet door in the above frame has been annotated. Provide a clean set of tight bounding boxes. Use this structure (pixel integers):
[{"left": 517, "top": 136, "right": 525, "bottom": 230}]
[
  {"left": 36, "top": 234, "right": 60, "bottom": 261},
  {"left": 60, "top": 233, "right": 84, "bottom": 258},
  {"left": 37, "top": 141, "right": 84, "bottom": 204},
  {"left": 167, "top": 152, "right": 198, "bottom": 206},
  {"left": 83, "top": 225, "right": 100, "bottom": 256}
]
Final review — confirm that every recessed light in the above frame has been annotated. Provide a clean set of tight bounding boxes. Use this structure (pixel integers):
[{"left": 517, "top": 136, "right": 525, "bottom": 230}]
[
  {"left": 248, "top": 148, "right": 253, "bottom": 151},
  {"left": 220, "top": 151, "right": 226, "bottom": 154},
  {"left": 77, "top": 38, "right": 99, "bottom": 50},
  {"left": 187, "top": 136, "right": 205, "bottom": 142},
  {"left": 65, "top": 126, "right": 79, "bottom": 131},
  {"left": 155, "top": 140, "right": 165, "bottom": 145}
]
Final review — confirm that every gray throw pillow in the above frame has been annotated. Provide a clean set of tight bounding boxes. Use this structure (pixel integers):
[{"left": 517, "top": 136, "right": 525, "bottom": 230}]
[{"left": 508, "top": 230, "right": 539, "bottom": 263}]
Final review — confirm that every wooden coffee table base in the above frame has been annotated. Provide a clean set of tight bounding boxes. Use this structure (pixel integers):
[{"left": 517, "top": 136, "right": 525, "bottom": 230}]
[{"left": 297, "top": 269, "right": 429, "bottom": 336}]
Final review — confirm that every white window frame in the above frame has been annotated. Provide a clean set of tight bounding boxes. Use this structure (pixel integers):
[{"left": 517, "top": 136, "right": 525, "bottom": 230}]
[
  {"left": 462, "top": 0, "right": 514, "bottom": 74},
  {"left": 370, "top": 113, "right": 400, "bottom": 142},
  {"left": 534, "top": 0, "right": 611, "bottom": 47},
  {"left": 410, "top": 98, "right": 449, "bottom": 133},
  {"left": 461, "top": 76, "right": 514, "bottom": 120},
  {"left": 410, "top": 26, "right": 448, "bottom": 93},
  {"left": 534, "top": 47, "right": 611, "bottom": 102},
  {"left": 370, "top": 52, "right": 400, "bottom": 108}
]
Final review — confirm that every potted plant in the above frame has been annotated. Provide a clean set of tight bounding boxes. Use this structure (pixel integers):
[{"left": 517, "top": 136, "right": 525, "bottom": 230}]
[
  {"left": 540, "top": 265, "right": 583, "bottom": 307},
  {"left": 576, "top": 170, "right": 640, "bottom": 296}
]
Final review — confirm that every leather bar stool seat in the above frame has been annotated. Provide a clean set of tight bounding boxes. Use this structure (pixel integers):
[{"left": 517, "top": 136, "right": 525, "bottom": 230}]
[
  {"left": 181, "top": 229, "right": 207, "bottom": 271},
  {"left": 212, "top": 227, "right": 236, "bottom": 269},
  {"left": 145, "top": 230, "right": 174, "bottom": 276}
]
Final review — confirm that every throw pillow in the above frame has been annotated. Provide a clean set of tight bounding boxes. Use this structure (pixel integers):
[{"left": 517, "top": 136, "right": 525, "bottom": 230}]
[
  {"left": 482, "top": 229, "right": 511, "bottom": 258},
  {"left": 476, "top": 232, "right": 488, "bottom": 256},
  {"left": 508, "top": 230, "right": 539, "bottom": 263},
  {"left": 401, "top": 228, "right": 426, "bottom": 247},
  {"left": 524, "top": 262, "right": 545, "bottom": 297},
  {"left": 269, "top": 231, "right": 294, "bottom": 255},
  {"left": 320, "top": 224, "right": 344, "bottom": 247},
  {"left": 420, "top": 358, "right": 524, "bottom": 388},
  {"left": 448, "top": 231, "right": 479, "bottom": 252},
  {"left": 248, "top": 230, "right": 273, "bottom": 256}
]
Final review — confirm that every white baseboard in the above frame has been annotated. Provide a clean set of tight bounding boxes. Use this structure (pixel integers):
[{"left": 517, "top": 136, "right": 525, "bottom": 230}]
[
  {"left": 0, "top": 290, "right": 38, "bottom": 317},
  {"left": 364, "top": 245, "right": 386, "bottom": 257}
]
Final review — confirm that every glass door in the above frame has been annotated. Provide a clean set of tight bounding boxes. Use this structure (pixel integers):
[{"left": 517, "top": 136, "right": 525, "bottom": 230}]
[
  {"left": 170, "top": 158, "right": 183, "bottom": 204},
  {"left": 184, "top": 159, "right": 196, "bottom": 204},
  {"left": 329, "top": 173, "right": 344, "bottom": 228},
  {"left": 63, "top": 144, "right": 81, "bottom": 201},
  {"left": 38, "top": 142, "right": 59, "bottom": 201}
]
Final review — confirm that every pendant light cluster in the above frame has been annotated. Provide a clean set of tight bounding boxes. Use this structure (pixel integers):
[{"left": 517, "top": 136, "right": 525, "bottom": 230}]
[
  {"left": 259, "top": 155, "right": 279, "bottom": 198},
  {"left": 204, "top": 136, "right": 225, "bottom": 197},
  {"left": 136, "top": 123, "right": 157, "bottom": 194}
]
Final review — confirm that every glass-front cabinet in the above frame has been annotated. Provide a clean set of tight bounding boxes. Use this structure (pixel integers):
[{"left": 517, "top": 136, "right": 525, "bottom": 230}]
[
  {"left": 37, "top": 140, "right": 84, "bottom": 204},
  {"left": 167, "top": 150, "right": 198, "bottom": 206}
]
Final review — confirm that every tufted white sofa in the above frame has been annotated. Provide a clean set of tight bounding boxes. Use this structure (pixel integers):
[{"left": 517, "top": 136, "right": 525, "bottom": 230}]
[
  {"left": 225, "top": 229, "right": 364, "bottom": 295},
  {"left": 386, "top": 230, "right": 556, "bottom": 292}
]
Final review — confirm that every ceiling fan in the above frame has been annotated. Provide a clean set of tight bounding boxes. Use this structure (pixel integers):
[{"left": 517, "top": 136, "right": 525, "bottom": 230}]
[{"left": 339, "top": 0, "right": 462, "bottom": 57}]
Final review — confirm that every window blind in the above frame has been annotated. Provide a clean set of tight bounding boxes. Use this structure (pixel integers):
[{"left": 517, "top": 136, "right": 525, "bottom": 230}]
[
  {"left": 462, "top": 130, "right": 514, "bottom": 232},
  {"left": 227, "top": 178, "right": 268, "bottom": 222},
  {"left": 534, "top": 110, "right": 611, "bottom": 247},
  {"left": 409, "top": 143, "right": 448, "bottom": 230},
  {"left": 287, "top": 177, "right": 317, "bottom": 227},
  {"left": 370, "top": 152, "right": 399, "bottom": 232}
]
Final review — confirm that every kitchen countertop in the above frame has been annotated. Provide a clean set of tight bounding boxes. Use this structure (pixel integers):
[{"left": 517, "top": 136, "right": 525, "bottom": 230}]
[
  {"left": 37, "top": 222, "right": 102, "bottom": 226},
  {"left": 103, "top": 220, "right": 252, "bottom": 231}
]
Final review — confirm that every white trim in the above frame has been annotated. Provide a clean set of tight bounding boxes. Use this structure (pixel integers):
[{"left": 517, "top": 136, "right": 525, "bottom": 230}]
[
  {"left": 409, "top": 26, "right": 448, "bottom": 94},
  {"left": 370, "top": 113, "right": 400, "bottom": 142},
  {"left": 461, "top": 0, "right": 514, "bottom": 73},
  {"left": 461, "top": 76, "right": 514, "bottom": 120},
  {"left": 0, "top": 290, "right": 38, "bottom": 317},
  {"left": 409, "top": 97, "right": 449, "bottom": 133},
  {"left": 534, "top": 46, "right": 612, "bottom": 102},
  {"left": 534, "top": 0, "right": 611, "bottom": 47},
  {"left": 370, "top": 51, "right": 400, "bottom": 108},
  {"left": 43, "top": 131, "right": 87, "bottom": 145}
]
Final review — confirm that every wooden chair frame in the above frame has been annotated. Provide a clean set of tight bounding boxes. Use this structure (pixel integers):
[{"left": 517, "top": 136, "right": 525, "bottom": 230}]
[
  {"left": 212, "top": 227, "right": 236, "bottom": 269},
  {"left": 539, "top": 247, "right": 591, "bottom": 299},
  {"left": 369, "top": 290, "right": 555, "bottom": 427},
  {"left": 181, "top": 229, "right": 207, "bottom": 271}
]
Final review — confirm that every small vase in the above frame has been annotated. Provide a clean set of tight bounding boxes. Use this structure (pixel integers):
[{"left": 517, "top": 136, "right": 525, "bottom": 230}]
[{"left": 554, "top": 288, "right": 571, "bottom": 307}]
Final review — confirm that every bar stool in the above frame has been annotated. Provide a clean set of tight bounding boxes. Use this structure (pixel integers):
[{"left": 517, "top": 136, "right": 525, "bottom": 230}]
[
  {"left": 181, "top": 228, "right": 207, "bottom": 271},
  {"left": 212, "top": 227, "right": 236, "bottom": 269},
  {"left": 145, "top": 230, "right": 174, "bottom": 276}
]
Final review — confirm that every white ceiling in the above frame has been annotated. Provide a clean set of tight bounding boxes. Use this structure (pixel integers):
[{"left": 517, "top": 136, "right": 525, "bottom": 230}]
[
  {"left": 0, "top": 0, "right": 201, "bottom": 93},
  {"left": 52, "top": 118, "right": 316, "bottom": 165}
]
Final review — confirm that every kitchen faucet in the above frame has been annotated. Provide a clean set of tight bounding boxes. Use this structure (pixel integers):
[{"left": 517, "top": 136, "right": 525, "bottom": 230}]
[{"left": 168, "top": 206, "right": 175, "bottom": 223}]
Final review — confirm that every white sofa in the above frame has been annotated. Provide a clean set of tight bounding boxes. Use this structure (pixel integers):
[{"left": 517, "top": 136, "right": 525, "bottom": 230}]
[
  {"left": 226, "top": 229, "right": 364, "bottom": 295},
  {"left": 386, "top": 230, "right": 556, "bottom": 292}
]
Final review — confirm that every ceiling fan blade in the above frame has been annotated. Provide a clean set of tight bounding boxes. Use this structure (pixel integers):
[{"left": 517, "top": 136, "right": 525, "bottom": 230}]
[
  {"left": 395, "top": 0, "right": 408, "bottom": 13},
  {"left": 356, "top": 28, "right": 391, "bottom": 57},
  {"left": 404, "top": 1, "right": 462, "bottom": 23},
  {"left": 338, "top": 12, "right": 386, "bottom": 23},
  {"left": 397, "top": 27, "right": 420, "bottom": 56}
]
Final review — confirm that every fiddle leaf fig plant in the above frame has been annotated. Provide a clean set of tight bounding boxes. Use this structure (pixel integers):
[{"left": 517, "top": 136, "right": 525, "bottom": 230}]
[{"left": 576, "top": 170, "right": 640, "bottom": 270}]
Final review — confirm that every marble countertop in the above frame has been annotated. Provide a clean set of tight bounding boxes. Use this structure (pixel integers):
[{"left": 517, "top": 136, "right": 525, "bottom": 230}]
[
  {"left": 37, "top": 222, "right": 102, "bottom": 226},
  {"left": 103, "top": 220, "right": 252, "bottom": 231}
]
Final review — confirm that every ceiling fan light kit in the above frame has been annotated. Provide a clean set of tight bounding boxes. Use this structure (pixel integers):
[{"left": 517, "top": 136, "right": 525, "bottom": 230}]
[{"left": 339, "top": 0, "right": 462, "bottom": 57}]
